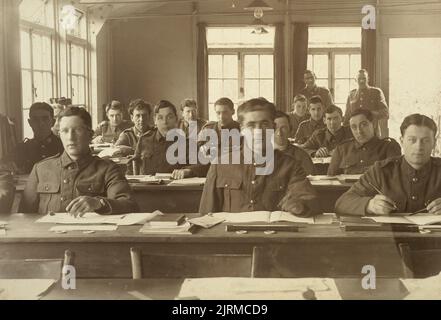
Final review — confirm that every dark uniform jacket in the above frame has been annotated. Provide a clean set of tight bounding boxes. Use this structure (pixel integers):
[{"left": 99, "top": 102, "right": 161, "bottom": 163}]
[
  {"left": 115, "top": 126, "right": 152, "bottom": 151},
  {"left": 335, "top": 156, "right": 441, "bottom": 216},
  {"left": 14, "top": 133, "right": 64, "bottom": 174},
  {"left": 294, "top": 119, "right": 326, "bottom": 144},
  {"left": 280, "top": 144, "right": 314, "bottom": 176},
  {"left": 301, "top": 126, "right": 353, "bottom": 156},
  {"left": 299, "top": 85, "right": 333, "bottom": 108},
  {"left": 19, "top": 152, "right": 138, "bottom": 214},
  {"left": 178, "top": 119, "right": 207, "bottom": 139},
  {"left": 199, "top": 149, "right": 322, "bottom": 217},
  {"left": 0, "top": 171, "right": 14, "bottom": 213},
  {"left": 344, "top": 86, "right": 389, "bottom": 125},
  {"left": 94, "top": 120, "right": 133, "bottom": 144},
  {"left": 288, "top": 113, "right": 310, "bottom": 139},
  {"left": 133, "top": 128, "right": 187, "bottom": 175},
  {"left": 328, "top": 137, "right": 401, "bottom": 176}
]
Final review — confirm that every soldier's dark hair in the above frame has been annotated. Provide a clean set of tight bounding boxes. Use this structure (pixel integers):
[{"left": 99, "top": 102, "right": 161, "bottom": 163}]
[
  {"left": 400, "top": 114, "right": 437, "bottom": 137},
  {"left": 214, "top": 97, "right": 235, "bottom": 111},
  {"left": 275, "top": 110, "right": 291, "bottom": 130},
  {"left": 154, "top": 100, "right": 177, "bottom": 117},
  {"left": 59, "top": 106, "right": 92, "bottom": 129},
  {"left": 237, "top": 98, "right": 276, "bottom": 124},
  {"left": 29, "top": 102, "right": 54, "bottom": 118},
  {"left": 358, "top": 69, "right": 369, "bottom": 77},
  {"left": 128, "top": 99, "right": 152, "bottom": 116},
  {"left": 105, "top": 100, "right": 124, "bottom": 113},
  {"left": 180, "top": 98, "right": 198, "bottom": 111},
  {"left": 293, "top": 94, "right": 307, "bottom": 104},
  {"left": 324, "top": 104, "right": 343, "bottom": 117},
  {"left": 349, "top": 108, "right": 374, "bottom": 122},
  {"left": 304, "top": 70, "right": 316, "bottom": 78},
  {"left": 309, "top": 95, "right": 323, "bottom": 106}
]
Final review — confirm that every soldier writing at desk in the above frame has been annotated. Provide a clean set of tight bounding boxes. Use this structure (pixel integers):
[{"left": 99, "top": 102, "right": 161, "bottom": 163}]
[
  {"left": 336, "top": 114, "right": 441, "bottom": 216},
  {"left": 19, "top": 107, "right": 138, "bottom": 216}
]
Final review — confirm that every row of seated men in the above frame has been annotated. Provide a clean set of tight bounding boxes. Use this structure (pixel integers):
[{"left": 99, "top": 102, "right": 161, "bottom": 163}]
[{"left": 1, "top": 95, "right": 441, "bottom": 217}]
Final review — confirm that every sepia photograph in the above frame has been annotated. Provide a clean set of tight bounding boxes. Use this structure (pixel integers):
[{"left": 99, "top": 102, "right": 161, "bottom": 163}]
[{"left": 1, "top": 0, "right": 441, "bottom": 307}]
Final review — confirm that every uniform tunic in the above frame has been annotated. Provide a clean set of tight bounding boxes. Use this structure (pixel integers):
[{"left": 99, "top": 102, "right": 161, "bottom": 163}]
[
  {"left": 94, "top": 120, "right": 133, "bottom": 144},
  {"left": 294, "top": 119, "right": 326, "bottom": 145},
  {"left": 301, "top": 126, "right": 353, "bottom": 156},
  {"left": 299, "top": 85, "right": 334, "bottom": 108}
]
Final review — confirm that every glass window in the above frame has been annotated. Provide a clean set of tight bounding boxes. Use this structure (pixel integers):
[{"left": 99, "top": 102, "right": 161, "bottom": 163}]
[
  {"left": 19, "top": 0, "right": 55, "bottom": 28},
  {"left": 68, "top": 42, "right": 87, "bottom": 105}
]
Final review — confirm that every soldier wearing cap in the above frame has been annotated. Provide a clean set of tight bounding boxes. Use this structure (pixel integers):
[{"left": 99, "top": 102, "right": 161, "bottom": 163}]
[
  {"left": 19, "top": 107, "right": 138, "bottom": 216},
  {"left": 299, "top": 70, "right": 334, "bottom": 108},
  {"left": 93, "top": 101, "right": 132, "bottom": 144},
  {"left": 294, "top": 95, "right": 326, "bottom": 144},
  {"left": 328, "top": 108, "right": 401, "bottom": 176},
  {"left": 336, "top": 114, "right": 441, "bottom": 216},
  {"left": 14, "top": 102, "right": 64, "bottom": 174}
]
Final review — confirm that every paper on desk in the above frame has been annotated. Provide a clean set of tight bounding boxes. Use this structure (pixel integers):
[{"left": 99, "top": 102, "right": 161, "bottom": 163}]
[
  {"left": 126, "top": 175, "right": 161, "bottom": 183},
  {"left": 168, "top": 177, "right": 206, "bottom": 186},
  {"left": 313, "top": 214, "right": 335, "bottom": 225},
  {"left": 212, "top": 211, "right": 316, "bottom": 224},
  {"left": 312, "top": 157, "right": 332, "bottom": 164},
  {"left": 177, "top": 278, "right": 341, "bottom": 300},
  {"left": 50, "top": 225, "right": 118, "bottom": 232},
  {"left": 310, "top": 180, "right": 342, "bottom": 186},
  {"left": 97, "top": 147, "right": 120, "bottom": 158},
  {"left": 307, "top": 175, "right": 337, "bottom": 181},
  {"left": 364, "top": 216, "right": 411, "bottom": 224},
  {"left": 402, "top": 272, "right": 441, "bottom": 300},
  {"left": 0, "top": 220, "right": 7, "bottom": 226},
  {"left": 36, "top": 212, "right": 159, "bottom": 226},
  {"left": 188, "top": 215, "right": 225, "bottom": 228},
  {"left": 0, "top": 279, "right": 56, "bottom": 300},
  {"left": 365, "top": 214, "right": 441, "bottom": 226}
]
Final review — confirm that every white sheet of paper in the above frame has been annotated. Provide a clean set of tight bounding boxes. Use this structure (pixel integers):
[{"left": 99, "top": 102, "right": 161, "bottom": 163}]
[
  {"left": 168, "top": 177, "right": 206, "bottom": 186},
  {"left": 126, "top": 175, "right": 160, "bottom": 183},
  {"left": 310, "top": 180, "right": 342, "bottom": 186},
  {"left": 0, "top": 220, "right": 7, "bottom": 226},
  {"left": 270, "top": 211, "right": 314, "bottom": 224},
  {"left": 312, "top": 157, "right": 332, "bottom": 164},
  {"left": 402, "top": 272, "right": 441, "bottom": 300},
  {"left": 36, "top": 212, "right": 159, "bottom": 226},
  {"left": 314, "top": 214, "right": 335, "bottom": 225},
  {"left": 220, "top": 211, "right": 271, "bottom": 223},
  {"left": 405, "top": 214, "right": 441, "bottom": 226},
  {"left": 187, "top": 215, "right": 225, "bottom": 228},
  {"left": 307, "top": 175, "right": 337, "bottom": 181},
  {"left": 0, "top": 279, "right": 56, "bottom": 300},
  {"left": 0, "top": 228, "right": 6, "bottom": 236},
  {"left": 50, "top": 225, "right": 118, "bottom": 232},
  {"left": 97, "top": 147, "right": 120, "bottom": 158},
  {"left": 363, "top": 216, "right": 411, "bottom": 224}
]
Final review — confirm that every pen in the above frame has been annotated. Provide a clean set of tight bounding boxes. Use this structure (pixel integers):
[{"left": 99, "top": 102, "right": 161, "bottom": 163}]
[
  {"left": 368, "top": 182, "right": 398, "bottom": 210},
  {"left": 408, "top": 200, "right": 431, "bottom": 216}
]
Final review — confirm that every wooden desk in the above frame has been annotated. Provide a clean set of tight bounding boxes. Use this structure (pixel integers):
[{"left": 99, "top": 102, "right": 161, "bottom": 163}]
[
  {"left": 2, "top": 214, "right": 441, "bottom": 279},
  {"left": 41, "top": 278, "right": 411, "bottom": 300}
]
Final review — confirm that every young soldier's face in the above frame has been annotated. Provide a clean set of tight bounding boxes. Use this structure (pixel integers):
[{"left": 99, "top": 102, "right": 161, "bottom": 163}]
[
  {"left": 350, "top": 114, "right": 375, "bottom": 145},
  {"left": 28, "top": 109, "right": 55, "bottom": 139},
  {"left": 131, "top": 108, "right": 150, "bottom": 132},
  {"left": 274, "top": 117, "right": 290, "bottom": 147},
  {"left": 155, "top": 107, "right": 177, "bottom": 136},
  {"left": 400, "top": 125, "right": 435, "bottom": 168},
  {"left": 241, "top": 110, "right": 274, "bottom": 154},
  {"left": 214, "top": 104, "right": 234, "bottom": 127},
  {"left": 107, "top": 109, "right": 123, "bottom": 127},
  {"left": 182, "top": 106, "right": 197, "bottom": 122},
  {"left": 304, "top": 73, "right": 315, "bottom": 87},
  {"left": 309, "top": 103, "right": 323, "bottom": 121},
  {"left": 293, "top": 101, "right": 307, "bottom": 117},
  {"left": 59, "top": 116, "right": 93, "bottom": 159},
  {"left": 356, "top": 72, "right": 368, "bottom": 88},
  {"left": 325, "top": 111, "right": 343, "bottom": 134}
]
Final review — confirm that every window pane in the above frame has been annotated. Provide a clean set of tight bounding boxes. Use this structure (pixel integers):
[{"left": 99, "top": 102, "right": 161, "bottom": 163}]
[
  {"left": 260, "top": 55, "right": 273, "bottom": 78},
  {"left": 33, "top": 71, "right": 43, "bottom": 100},
  {"left": 43, "top": 72, "right": 53, "bottom": 100},
  {"left": 335, "top": 54, "right": 350, "bottom": 78},
  {"left": 307, "top": 54, "right": 313, "bottom": 71},
  {"left": 313, "top": 55, "right": 328, "bottom": 79},
  {"left": 244, "top": 79, "right": 259, "bottom": 100},
  {"left": 316, "top": 79, "right": 328, "bottom": 88},
  {"left": 260, "top": 80, "right": 274, "bottom": 102},
  {"left": 208, "top": 79, "right": 222, "bottom": 103},
  {"left": 20, "top": 30, "right": 31, "bottom": 69},
  {"left": 309, "top": 27, "right": 361, "bottom": 48},
  {"left": 335, "top": 79, "right": 350, "bottom": 106},
  {"left": 223, "top": 80, "right": 238, "bottom": 102},
  {"left": 20, "top": 0, "right": 55, "bottom": 28},
  {"left": 208, "top": 55, "right": 222, "bottom": 78},
  {"left": 42, "top": 35, "right": 52, "bottom": 71},
  {"left": 223, "top": 55, "right": 238, "bottom": 79},
  {"left": 21, "top": 70, "right": 33, "bottom": 108},
  {"left": 350, "top": 54, "right": 361, "bottom": 77},
  {"left": 32, "top": 33, "right": 42, "bottom": 70},
  {"left": 244, "top": 55, "right": 259, "bottom": 78}
]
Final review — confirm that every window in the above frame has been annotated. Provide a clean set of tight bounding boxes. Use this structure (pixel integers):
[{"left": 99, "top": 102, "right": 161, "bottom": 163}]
[
  {"left": 68, "top": 41, "right": 87, "bottom": 106},
  {"left": 389, "top": 38, "right": 441, "bottom": 155},
  {"left": 307, "top": 27, "right": 361, "bottom": 113},
  {"left": 207, "top": 27, "right": 275, "bottom": 120},
  {"left": 19, "top": 0, "right": 55, "bottom": 29}
]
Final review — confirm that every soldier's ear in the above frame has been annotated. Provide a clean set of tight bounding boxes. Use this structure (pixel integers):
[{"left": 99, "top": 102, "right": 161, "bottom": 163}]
[{"left": 399, "top": 136, "right": 404, "bottom": 146}]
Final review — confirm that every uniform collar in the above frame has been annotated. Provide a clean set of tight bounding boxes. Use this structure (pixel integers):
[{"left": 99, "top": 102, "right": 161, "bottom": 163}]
[
  {"left": 325, "top": 126, "right": 344, "bottom": 140},
  {"left": 35, "top": 133, "right": 56, "bottom": 144},
  {"left": 354, "top": 136, "right": 380, "bottom": 149},
  {"left": 61, "top": 151, "right": 94, "bottom": 169},
  {"left": 305, "top": 84, "right": 318, "bottom": 93},
  {"left": 401, "top": 156, "right": 432, "bottom": 178},
  {"left": 155, "top": 129, "right": 166, "bottom": 142},
  {"left": 133, "top": 126, "right": 147, "bottom": 137},
  {"left": 309, "top": 118, "right": 323, "bottom": 127}
]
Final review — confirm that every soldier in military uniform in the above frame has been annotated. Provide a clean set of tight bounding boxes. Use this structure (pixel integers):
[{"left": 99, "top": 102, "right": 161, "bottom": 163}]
[
  {"left": 133, "top": 100, "right": 187, "bottom": 175},
  {"left": 0, "top": 169, "right": 14, "bottom": 213},
  {"left": 93, "top": 101, "right": 132, "bottom": 144},
  {"left": 301, "top": 105, "right": 353, "bottom": 158},
  {"left": 114, "top": 99, "right": 152, "bottom": 156},
  {"left": 299, "top": 70, "right": 333, "bottom": 108},
  {"left": 274, "top": 110, "right": 314, "bottom": 175},
  {"left": 344, "top": 69, "right": 389, "bottom": 137},
  {"left": 336, "top": 114, "right": 441, "bottom": 216},
  {"left": 199, "top": 98, "right": 321, "bottom": 217},
  {"left": 14, "top": 102, "right": 64, "bottom": 174},
  {"left": 288, "top": 94, "right": 310, "bottom": 139},
  {"left": 177, "top": 98, "right": 207, "bottom": 139},
  {"left": 19, "top": 107, "right": 138, "bottom": 216},
  {"left": 293, "top": 95, "right": 326, "bottom": 144},
  {"left": 328, "top": 109, "right": 401, "bottom": 176}
]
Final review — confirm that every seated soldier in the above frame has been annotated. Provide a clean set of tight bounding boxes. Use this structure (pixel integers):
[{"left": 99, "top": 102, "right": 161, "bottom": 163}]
[
  {"left": 293, "top": 95, "right": 326, "bottom": 144},
  {"left": 133, "top": 100, "right": 187, "bottom": 175},
  {"left": 328, "top": 109, "right": 401, "bottom": 176},
  {"left": 178, "top": 98, "right": 207, "bottom": 139},
  {"left": 15, "top": 102, "right": 64, "bottom": 174},
  {"left": 288, "top": 94, "right": 310, "bottom": 139},
  {"left": 19, "top": 107, "right": 138, "bottom": 216},
  {"left": 199, "top": 98, "right": 321, "bottom": 217},
  {"left": 301, "top": 104, "right": 353, "bottom": 158},
  {"left": 93, "top": 101, "right": 132, "bottom": 144},
  {"left": 114, "top": 99, "right": 153, "bottom": 156},
  {"left": 171, "top": 97, "right": 241, "bottom": 179},
  {"left": 336, "top": 114, "right": 441, "bottom": 216},
  {"left": 0, "top": 169, "right": 14, "bottom": 213},
  {"left": 274, "top": 110, "right": 314, "bottom": 175}
]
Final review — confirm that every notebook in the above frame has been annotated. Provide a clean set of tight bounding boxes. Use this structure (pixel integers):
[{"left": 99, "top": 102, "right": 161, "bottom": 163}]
[
  {"left": 139, "top": 222, "right": 197, "bottom": 235},
  {"left": 147, "top": 214, "right": 186, "bottom": 227},
  {"left": 212, "top": 211, "right": 314, "bottom": 224}
]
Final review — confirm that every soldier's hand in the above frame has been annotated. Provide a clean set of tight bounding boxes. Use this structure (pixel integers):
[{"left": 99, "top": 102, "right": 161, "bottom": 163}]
[
  {"left": 113, "top": 146, "right": 133, "bottom": 157},
  {"left": 366, "top": 195, "right": 396, "bottom": 215},
  {"left": 427, "top": 198, "right": 441, "bottom": 215},
  {"left": 66, "top": 196, "right": 102, "bottom": 217},
  {"left": 92, "top": 136, "right": 104, "bottom": 144},
  {"left": 171, "top": 169, "right": 192, "bottom": 180},
  {"left": 315, "top": 147, "right": 329, "bottom": 158}
]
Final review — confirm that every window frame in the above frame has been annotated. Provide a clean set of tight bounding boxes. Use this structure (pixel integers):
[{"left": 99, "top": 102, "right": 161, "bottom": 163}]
[{"left": 66, "top": 35, "right": 89, "bottom": 106}]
